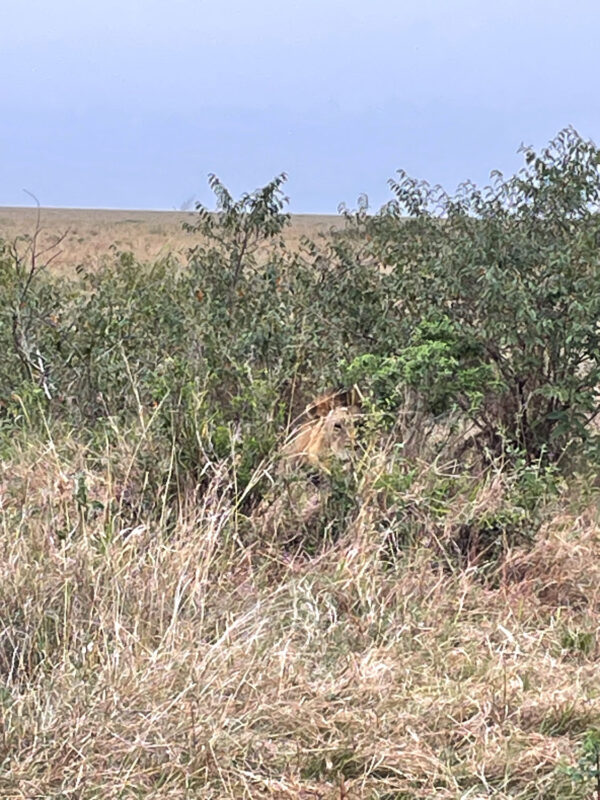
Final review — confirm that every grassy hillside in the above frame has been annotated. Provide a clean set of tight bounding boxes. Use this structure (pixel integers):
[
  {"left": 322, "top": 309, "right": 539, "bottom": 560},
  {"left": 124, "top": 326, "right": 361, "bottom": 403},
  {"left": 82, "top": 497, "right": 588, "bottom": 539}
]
[{"left": 2, "top": 132, "right": 600, "bottom": 798}]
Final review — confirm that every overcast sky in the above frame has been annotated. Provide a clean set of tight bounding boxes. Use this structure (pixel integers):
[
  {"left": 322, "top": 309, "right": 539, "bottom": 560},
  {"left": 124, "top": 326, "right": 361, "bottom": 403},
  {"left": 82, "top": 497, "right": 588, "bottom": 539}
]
[{"left": 1, "top": 0, "right": 599, "bottom": 212}]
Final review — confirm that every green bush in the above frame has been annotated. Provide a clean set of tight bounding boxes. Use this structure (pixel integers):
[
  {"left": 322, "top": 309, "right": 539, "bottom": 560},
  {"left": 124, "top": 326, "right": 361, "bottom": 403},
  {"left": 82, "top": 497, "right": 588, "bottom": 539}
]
[
  {"left": 360, "top": 127, "right": 600, "bottom": 463},
  {"left": 344, "top": 316, "right": 497, "bottom": 419}
]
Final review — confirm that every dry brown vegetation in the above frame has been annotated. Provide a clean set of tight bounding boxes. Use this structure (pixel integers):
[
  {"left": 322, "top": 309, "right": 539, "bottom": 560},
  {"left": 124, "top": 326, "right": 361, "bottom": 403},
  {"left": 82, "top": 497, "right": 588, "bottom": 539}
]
[
  {"left": 0, "top": 207, "right": 343, "bottom": 275},
  {"left": 0, "top": 424, "right": 598, "bottom": 798}
]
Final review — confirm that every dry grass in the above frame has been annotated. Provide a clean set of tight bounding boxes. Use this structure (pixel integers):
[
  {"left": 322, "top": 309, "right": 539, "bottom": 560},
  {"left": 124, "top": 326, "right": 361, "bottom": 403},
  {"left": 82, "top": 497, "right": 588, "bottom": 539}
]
[
  {"left": 1, "top": 426, "right": 598, "bottom": 798},
  {"left": 0, "top": 207, "right": 344, "bottom": 275}
]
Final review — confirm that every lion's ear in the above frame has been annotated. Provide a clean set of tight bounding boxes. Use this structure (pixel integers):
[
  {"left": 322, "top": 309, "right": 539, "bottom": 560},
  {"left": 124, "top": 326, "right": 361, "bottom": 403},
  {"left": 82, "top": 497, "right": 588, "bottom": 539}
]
[{"left": 306, "top": 386, "right": 362, "bottom": 419}]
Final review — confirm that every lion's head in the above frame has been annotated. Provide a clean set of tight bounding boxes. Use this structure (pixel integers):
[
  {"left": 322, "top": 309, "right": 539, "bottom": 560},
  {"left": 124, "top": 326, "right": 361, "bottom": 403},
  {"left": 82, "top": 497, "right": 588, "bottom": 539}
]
[{"left": 279, "top": 388, "right": 361, "bottom": 471}]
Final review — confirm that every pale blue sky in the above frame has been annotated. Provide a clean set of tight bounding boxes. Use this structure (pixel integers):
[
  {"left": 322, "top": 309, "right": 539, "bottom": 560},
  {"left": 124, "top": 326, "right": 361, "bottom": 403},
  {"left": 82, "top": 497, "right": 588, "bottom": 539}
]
[{"left": 1, "top": 0, "right": 598, "bottom": 212}]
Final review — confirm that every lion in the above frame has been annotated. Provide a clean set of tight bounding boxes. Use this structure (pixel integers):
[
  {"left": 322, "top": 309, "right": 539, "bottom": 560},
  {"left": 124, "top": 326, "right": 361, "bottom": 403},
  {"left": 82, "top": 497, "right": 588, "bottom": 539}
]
[
  {"left": 279, "top": 387, "right": 362, "bottom": 471},
  {"left": 252, "top": 389, "right": 362, "bottom": 546}
]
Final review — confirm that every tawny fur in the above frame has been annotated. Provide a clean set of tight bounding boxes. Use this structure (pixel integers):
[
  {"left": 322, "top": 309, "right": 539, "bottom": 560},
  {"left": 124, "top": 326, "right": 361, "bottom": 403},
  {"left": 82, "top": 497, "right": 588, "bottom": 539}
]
[
  {"left": 253, "top": 390, "right": 361, "bottom": 539},
  {"left": 280, "top": 389, "right": 361, "bottom": 471},
  {"left": 279, "top": 408, "right": 353, "bottom": 470}
]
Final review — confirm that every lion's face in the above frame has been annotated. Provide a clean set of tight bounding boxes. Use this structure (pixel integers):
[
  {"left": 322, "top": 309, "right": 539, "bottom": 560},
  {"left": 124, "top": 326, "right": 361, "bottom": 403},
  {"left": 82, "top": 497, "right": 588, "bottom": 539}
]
[{"left": 280, "top": 392, "right": 360, "bottom": 471}]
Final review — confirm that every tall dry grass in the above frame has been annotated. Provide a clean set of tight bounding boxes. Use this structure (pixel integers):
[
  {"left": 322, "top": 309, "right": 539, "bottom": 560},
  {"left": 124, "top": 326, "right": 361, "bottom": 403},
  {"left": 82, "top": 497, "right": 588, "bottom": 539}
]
[{"left": 1, "top": 422, "right": 598, "bottom": 798}]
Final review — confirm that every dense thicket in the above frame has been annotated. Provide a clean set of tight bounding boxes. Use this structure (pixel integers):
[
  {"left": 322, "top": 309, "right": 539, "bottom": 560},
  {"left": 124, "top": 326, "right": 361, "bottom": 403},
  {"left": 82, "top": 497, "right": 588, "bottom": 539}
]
[{"left": 1, "top": 127, "right": 599, "bottom": 546}]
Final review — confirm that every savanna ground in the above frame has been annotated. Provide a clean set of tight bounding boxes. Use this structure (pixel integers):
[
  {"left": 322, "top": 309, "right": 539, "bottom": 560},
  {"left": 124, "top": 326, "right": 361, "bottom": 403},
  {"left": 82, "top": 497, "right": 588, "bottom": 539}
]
[
  {"left": 2, "top": 130, "right": 600, "bottom": 798},
  {"left": 0, "top": 206, "right": 343, "bottom": 275}
]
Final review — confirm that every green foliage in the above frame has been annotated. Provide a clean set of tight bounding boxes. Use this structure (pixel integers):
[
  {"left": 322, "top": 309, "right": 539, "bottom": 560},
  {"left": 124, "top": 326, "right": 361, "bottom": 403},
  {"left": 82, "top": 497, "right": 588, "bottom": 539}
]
[
  {"left": 375, "top": 453, "right": 558, "bottom": 563},
  {"left": 343, "top": 316, "right": 497, "bottom": 418},
  {"left": 560, "top": 628, "right": 596, "bottom": 657},
  {"left": 0, "top": 235, "right": 67, "bottom": 407},
  {"left": 362, "top": 126, "right": 600, "bottom": 462},
  {"left": 184, "top": 172, "right": 291, "bottom": 301},
  {"left": 564, "top": 729, "right": 600, "bottom": 795}
]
